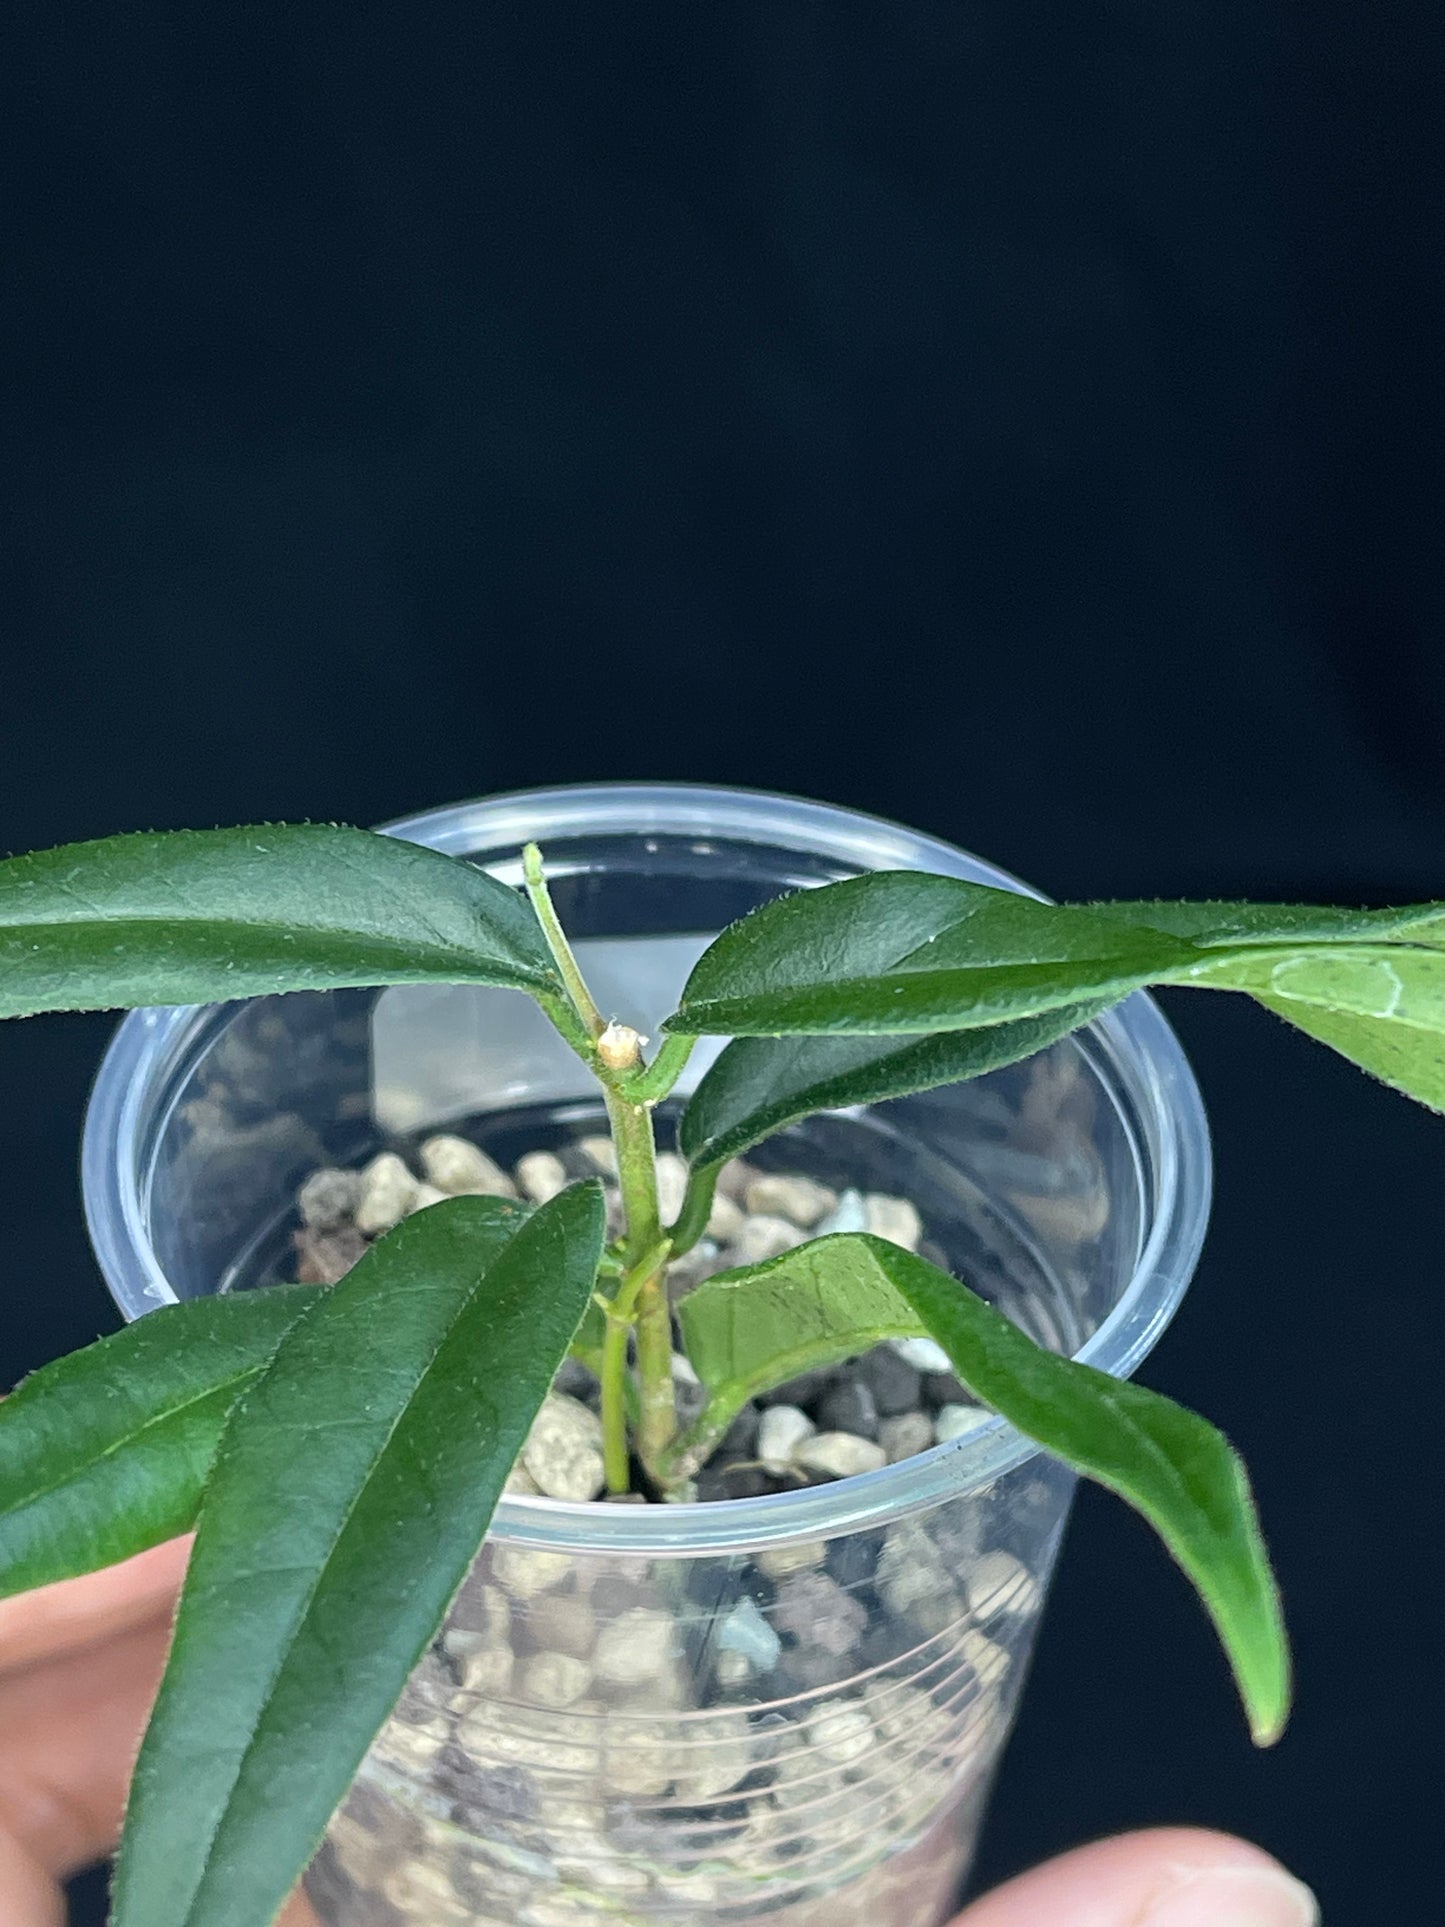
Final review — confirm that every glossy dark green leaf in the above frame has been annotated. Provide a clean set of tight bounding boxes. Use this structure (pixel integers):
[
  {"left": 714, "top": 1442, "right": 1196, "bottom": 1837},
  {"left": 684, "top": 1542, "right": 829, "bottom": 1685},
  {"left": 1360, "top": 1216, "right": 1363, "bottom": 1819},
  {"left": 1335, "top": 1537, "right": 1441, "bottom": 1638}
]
[
  {"left": 113, "top": 1186, "right": 606, "bottom": 1927},
  {"left": 667, "top": 873, "right": 1197, "bottom": 1036},
  {"left": 695, "top": 1233, "right": 1290, "bottom": 1746},
  {"left": 0, "top": 823, "right": 558, "bottom": 1019},
  {"left": 677, "top": 1001, "right": 1117, "bottom": 1176},
  {"left": 0, "top": 1287, "right": 320, "bottom": 1600},
  {"left": 666, "top": 875, "right": 1445, "bottom": 1119}
]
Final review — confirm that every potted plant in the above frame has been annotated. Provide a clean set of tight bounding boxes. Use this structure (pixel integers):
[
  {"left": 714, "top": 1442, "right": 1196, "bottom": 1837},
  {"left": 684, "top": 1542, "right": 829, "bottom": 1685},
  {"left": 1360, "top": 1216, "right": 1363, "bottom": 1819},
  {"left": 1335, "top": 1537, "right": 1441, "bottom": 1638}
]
[{"left": 3, "top": 783, "right": 1439, "bottom": 1927}]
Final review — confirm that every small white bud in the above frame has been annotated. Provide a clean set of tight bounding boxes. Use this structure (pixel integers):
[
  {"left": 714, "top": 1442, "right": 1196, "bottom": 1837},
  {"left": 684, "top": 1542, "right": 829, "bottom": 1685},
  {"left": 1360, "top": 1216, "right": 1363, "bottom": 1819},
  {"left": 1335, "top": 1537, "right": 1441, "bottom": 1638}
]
[{"left": 597, "top": 1021, "right": 644, "bottom": 1072}]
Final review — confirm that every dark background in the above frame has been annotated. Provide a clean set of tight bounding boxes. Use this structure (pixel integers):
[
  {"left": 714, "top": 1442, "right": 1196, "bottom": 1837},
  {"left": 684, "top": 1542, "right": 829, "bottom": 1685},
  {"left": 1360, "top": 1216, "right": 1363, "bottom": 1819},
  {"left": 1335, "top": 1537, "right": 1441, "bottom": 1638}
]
[{"left": 3, "top": 5, "right": 1442, "bottom": 1922}]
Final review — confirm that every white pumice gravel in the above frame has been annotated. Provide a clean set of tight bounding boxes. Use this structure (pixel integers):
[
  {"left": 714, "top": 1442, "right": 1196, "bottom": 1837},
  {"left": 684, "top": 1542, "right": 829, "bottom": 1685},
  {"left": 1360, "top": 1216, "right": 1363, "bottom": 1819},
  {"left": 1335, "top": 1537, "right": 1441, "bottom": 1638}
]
[
  {"left": 791, "top": 1432, "right": 887, "bottom": 1479},
  {"left": 966, "top": 1549, "right": 1042, "bottom": 1618},
  {"left": 890, "top": 1335, "right": 954, "bottom": 1374},
  {"left": 733, "top": 1214, "right": 809, "bottom": 1264},
  {"left": 713, "top": 1157, "right": 759, "bottom": 1200},
  {"left": 804, "top": 1700, "right": 876, "bottom": 1766},
  {"left": 864, "top": 1193, "right": 923, "bottom": 1250},
  {"left": 293, "top": 1130, "right": 977, "bottom": 1510},
  {"left": 705, "top": 1190, "right": 746, "bottom": 1241},
  {"left": 297, "top": 1167, "right": 362, "bottom": 1230},
  {"left": 743, "top": 1172, "right": 839, "bottom": 1227},
  {"left": 420, "top": 1134, "right": 517, "bottom": 1196},
  {"left": 576, "top": 1134, "right": 618, "bottom": 1175},
  {"left": 518, "top": 1651, "right": 593, "bottom": 1708},
  {"left": 514, "top": 1149, "right": 569, "bottom": 1203},
  {"left": 813, "top": 1187, "right": 868, "bottom": 1236},
  {"left": 354, "top": 1152, "right": 418, "bottom": 1234},
  {"left": 405, "top": 1181, "right": 449, "bottom": 1215},
  {"left": 935, "top": 1403, "right": 991, "bottom": 1445},
  {"left": 592, "top": 1608, "right": 676, "bottom": 1686},
  {"left": 879, "top": 1412, "right": 936, "bottom": 1462},
  {"left": 653, "top": 1151, "right": 690, "bottom": 1221},
  {"left": 717, "top": 1596, "right": 783, "bottom": 1670},
  {"left": 521, "top": 1394, "right": 607, "bottom": 1502},
  {"left": 757, "top": 1404, "right": 816, "bottom": 1470},
  {"left": 754, "top": 1538, "right": 827, "bottom": 1579}
]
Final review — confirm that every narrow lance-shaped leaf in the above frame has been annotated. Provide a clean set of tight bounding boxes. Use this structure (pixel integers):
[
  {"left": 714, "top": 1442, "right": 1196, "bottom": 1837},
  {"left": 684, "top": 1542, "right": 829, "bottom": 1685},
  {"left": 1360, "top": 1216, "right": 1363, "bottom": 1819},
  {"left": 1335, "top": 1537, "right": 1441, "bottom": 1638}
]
[
  {"left": 668, "top": 1002, "right": 1117, "bottom": 1251},
  {"left": 113, "top": 1186, "right": 606, "bottom": 1927},
  {"left": 665, "top": 873, "right": 1445, "bottom": 1114},
  {"left": 679, "top": 1234, "right": 1289, "bottom": 1747},
  {"left": 0, "top": 823, "right": 559, "bottom": 1019},
  {"left": 674, "top": 1001, "right": 1114, "bottom": 1208},
  {"left": 0, "top": 1286, "right": 320, "bottom": 1600}
]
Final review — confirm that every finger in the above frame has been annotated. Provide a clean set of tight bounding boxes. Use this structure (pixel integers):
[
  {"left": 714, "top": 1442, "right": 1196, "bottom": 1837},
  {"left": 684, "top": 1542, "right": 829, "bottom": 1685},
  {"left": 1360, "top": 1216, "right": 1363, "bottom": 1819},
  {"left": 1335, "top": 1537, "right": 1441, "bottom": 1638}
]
[
  {"left": 0, "top": 1617, "right": 172, "bottom": 1876},
  {"left": 278, "top": 1889, "right": 324, "bottom": 1927},
  {"left": 0, "top": 1539, "right": 191, "bottom": 1677},
  {"left": 955, "top": 1829, "right": 1317, "bottom": 1927},
  {"left": 0, "top": 1827, "right": 63, "bottom": 1927}
]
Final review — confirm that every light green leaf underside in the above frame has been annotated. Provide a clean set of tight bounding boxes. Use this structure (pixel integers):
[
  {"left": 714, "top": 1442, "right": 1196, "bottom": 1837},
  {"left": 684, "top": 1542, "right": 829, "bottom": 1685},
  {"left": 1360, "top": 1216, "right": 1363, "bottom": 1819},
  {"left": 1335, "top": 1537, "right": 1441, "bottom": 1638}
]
[
  {"left": 1200, "top": 946, "right": 1445, "bottom": 1112},
  {"left": 0, "top": 1287, "right": 320, "bottom": 1600},
  {"left": 113, "top": 1187, "right": 606, "bottom": 1927},
  {"left": 0, "top": 823, "right": 557, "bottom": 1018},
  {"left": 676, "top": 1242, "right": 929, "bottom": 1428},
  {"left": 700, "top": 1233, "right": 1290, "bottom": 1746},
  {"left": 677, "top": 1000, "right": 1117, "bottom": 1175}
]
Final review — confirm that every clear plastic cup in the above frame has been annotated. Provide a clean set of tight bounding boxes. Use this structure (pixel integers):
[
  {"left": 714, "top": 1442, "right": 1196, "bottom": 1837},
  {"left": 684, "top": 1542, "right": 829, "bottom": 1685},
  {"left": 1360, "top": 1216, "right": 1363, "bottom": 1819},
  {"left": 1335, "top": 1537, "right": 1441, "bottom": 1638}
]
[{"left": 82, "top": 785, "right": 1211, "bottom": 1926}]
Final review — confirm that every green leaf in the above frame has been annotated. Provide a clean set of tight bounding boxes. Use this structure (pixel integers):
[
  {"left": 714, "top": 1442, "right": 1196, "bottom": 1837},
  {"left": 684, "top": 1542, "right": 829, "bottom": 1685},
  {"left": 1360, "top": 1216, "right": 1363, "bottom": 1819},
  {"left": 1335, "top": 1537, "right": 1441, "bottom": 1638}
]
[
  {"left": 1085, "top": 899, "right": 1445, "bottom": 948},
  {"left": 674, "top": 1239, "right": 930, "bottom": 1456},
  {"left": 1201, "top": 945, "right": 1445, "bottom": 1113},
  {"left": 665, "top": 876, "right": 1445, "bottom": 1120},
  {"left": 0, "top": 823, "right": 558, "bottom": 1019},
  {"left": 690, "top": 1233, "right": 1290, "bottom": 1747},
  {"left": 113, "top": 1186, "right": 606, "bottom": 1927},
  {"left": 0, "top": 1287, "right": 320, "bottom": 1600},
  {"left": 677, "top": 1001, "right": 1118, "bottom": 1175},
  {"left": 667, "top": 873, "right": 1199, "bottom": 1036}
]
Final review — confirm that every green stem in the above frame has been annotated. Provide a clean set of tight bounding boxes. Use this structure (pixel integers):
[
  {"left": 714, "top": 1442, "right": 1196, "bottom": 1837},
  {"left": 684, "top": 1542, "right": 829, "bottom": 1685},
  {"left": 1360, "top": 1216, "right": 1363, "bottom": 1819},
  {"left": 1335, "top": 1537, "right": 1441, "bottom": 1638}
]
[
  {"left": 603, "top": 1089, "right": 676, "bottom": 1469},
  {"left": 523, "top": 842, "right": 606, "bottom": 1041},
  {"left": 600, "top": 1313, "right": 631, "bottom": 1494},
  {"left": 603, "top": 1089, "right": 663, "bottom": 1261},
  {"left": 634, "top": 1273, "right": 676, "bottom": 1466},
  {"left": 667, "top": 1164, "right": 720, "bottom": 1257},
  {"left": 520, "top": 840, "right": 679, "bottom": 1480},
  {"left": 654, "top": 1389, "right": 745, "bottom": 1492},
  {"left": 607, "top": 1232, "right": 675, "bottom": 1478},
  {"left": 617, "top": 1032, "right": 698, "bottom": 1106}
]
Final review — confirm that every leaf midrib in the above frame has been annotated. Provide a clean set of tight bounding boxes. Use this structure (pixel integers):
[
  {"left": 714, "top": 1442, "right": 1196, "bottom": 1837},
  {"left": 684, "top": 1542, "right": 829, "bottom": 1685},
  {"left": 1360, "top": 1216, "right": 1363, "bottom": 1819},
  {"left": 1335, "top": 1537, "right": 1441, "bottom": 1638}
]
[
  {"left": 1, "top": 909, "right": 547, "bottom": 980},
  {"left": 679, "top": 939, "right": 1445, "bottom": 1035},
  {"left": 1, "top": 1367, "right": 261, "bottom": 1524},
  {"left": 164, "top": 1259, "right": 518, "bottom": 1926}
]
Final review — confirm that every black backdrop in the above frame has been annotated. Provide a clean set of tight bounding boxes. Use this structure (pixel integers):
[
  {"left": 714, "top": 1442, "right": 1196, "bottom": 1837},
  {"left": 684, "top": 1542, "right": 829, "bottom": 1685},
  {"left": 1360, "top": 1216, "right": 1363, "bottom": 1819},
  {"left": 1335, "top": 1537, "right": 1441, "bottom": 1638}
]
[{"left": 3, "top": 7, "right": 1442, "bottom": 1923}]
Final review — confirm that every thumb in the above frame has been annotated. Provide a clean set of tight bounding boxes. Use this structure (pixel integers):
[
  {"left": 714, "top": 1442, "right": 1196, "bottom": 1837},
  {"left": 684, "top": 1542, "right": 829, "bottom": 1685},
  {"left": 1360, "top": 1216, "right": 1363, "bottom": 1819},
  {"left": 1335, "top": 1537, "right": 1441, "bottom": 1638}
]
[{"left": 955, "top": 1829, "right": 1317, "bottom": 1927}]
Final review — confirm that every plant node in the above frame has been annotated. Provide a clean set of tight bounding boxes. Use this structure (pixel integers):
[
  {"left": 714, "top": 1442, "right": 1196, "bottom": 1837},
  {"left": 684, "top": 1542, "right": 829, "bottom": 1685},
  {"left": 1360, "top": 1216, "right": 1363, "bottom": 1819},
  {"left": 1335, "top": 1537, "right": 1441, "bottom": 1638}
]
[{"left": 597, "top": 1021, "right": 645, "bottom": 1073}]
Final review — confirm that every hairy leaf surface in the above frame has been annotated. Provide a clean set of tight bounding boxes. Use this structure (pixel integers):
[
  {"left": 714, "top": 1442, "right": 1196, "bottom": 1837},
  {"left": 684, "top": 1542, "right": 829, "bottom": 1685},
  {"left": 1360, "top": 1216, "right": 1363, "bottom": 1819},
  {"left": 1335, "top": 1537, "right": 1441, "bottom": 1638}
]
[
  {"left": 680, "top": 1233, "right": 1289, "bottom": 1745},
  {"left": 678, "top": 1002, "right": 1115, "bottom": 1175},
  {"left": 0, "top": 1287, "right": 319, "bottom": 1599},
  {"left": 0, "top": 823, "right": 557, "bottom": 1018},
  {"left": 114, "top": 1187, "right": 605, "bottom": 1927},
  {"left": 667, "top": 875, "right": 1445, "bottom": 1116}
]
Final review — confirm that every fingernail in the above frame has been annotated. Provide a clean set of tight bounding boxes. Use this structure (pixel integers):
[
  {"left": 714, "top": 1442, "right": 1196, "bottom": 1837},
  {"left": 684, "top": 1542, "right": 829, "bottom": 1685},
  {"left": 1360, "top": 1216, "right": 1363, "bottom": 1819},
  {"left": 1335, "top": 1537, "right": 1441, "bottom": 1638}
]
[{"left": 1143, "top": 1863, "right": 1319, "bottom": 1927}]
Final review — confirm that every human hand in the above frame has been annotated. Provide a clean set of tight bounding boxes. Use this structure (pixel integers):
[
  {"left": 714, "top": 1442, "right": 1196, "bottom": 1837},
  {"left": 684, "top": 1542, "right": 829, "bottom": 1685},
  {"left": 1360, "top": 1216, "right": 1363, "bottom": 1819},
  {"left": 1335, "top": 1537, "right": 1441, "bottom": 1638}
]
[
  {"left": 0, "top": 1544, "right": 1316, "bottom": 1927},
  {"left": 950, "top": 1829, "right": 1317, "bottom": 1925},
  {"left": 0, "top": 1542, "right": 318, "bottom": 1927}
]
